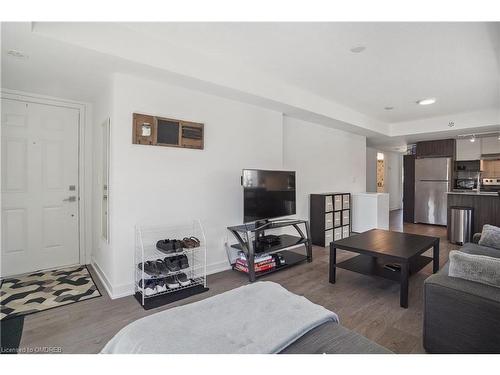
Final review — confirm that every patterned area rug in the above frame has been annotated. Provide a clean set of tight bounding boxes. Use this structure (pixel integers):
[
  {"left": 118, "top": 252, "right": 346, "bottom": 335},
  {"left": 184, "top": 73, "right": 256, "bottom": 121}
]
[{"left": 0, "top": 265, "right": 101, "bottom": 321}]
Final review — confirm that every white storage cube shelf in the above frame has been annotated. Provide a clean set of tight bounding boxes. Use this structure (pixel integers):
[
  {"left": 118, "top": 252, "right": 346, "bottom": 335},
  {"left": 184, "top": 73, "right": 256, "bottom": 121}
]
[{"left": 135, "top": 220, "right": 207, "bottom": 305}]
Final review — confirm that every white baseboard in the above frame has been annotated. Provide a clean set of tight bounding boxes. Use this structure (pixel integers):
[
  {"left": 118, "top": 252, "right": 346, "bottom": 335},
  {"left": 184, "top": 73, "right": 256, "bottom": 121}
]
[
  {"left": 111, "top": 283, "right": 136, "bottom": 299},
  {"left": 206, "top": 260, "right": 232, "bottom": 275},
  {"left": 90, "top": 257, "right": 114, "bottom": 298}
]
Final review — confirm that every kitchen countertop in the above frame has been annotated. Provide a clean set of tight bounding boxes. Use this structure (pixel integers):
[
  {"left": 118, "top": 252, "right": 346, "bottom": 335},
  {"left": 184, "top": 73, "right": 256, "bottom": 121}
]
[{"left": 448, "top": 191, "right": 500, "bottom": 196}]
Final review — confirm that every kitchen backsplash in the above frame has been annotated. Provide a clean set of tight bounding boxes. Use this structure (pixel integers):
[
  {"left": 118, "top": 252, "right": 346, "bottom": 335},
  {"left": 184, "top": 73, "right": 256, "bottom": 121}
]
[{"left": 481, "top": 160, "right": 500, "bottom": 177}]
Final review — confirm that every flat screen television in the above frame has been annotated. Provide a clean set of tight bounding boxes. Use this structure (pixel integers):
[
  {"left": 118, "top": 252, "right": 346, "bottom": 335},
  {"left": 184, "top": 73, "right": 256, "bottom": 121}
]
[{"left": 242, "top": 169, "right": 296, "bottom": 223}]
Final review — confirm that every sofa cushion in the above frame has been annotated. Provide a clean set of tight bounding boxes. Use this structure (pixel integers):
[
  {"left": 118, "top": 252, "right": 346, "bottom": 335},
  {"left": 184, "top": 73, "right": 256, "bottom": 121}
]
[
  {"left": 460, "top": 242, "right": 500, "bottom": 259},
  {"left": 478, "top": 224, "right": 500, "bottom": 250},
  {"left": 449, "top": 250, "right": 500, "bottom": 288}
]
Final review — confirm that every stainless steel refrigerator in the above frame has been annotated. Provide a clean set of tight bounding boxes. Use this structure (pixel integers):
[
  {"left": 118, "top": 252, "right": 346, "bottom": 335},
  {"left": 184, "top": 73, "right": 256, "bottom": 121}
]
[{"left": 414, "top": 157, "right": 452, "bottom": 225}]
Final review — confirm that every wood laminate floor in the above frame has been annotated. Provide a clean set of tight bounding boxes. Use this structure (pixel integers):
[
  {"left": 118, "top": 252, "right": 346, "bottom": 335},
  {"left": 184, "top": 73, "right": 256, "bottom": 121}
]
[{"left": 18, "top": 210, "right": 459, "bottom": 354}]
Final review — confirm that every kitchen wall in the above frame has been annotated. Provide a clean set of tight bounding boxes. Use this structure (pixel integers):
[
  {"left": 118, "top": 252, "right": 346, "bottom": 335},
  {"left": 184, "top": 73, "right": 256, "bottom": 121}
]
[{"left": 92, "top": 73, "right": 369, "bottom": 297}]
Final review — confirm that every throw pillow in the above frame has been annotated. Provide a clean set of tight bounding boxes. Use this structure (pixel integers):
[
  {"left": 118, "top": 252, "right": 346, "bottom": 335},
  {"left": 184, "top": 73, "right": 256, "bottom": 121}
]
[
  {"left": 478, "top": 224, "right": 500, "bottom": 250},
  {"left": 449, "top": 250, "right": 500, "bottom": 288}
]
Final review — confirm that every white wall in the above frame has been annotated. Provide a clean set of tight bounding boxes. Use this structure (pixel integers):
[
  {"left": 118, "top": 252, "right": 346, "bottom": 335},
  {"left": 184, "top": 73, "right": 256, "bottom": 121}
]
[
  {"left": 108, "top": 74, "right": 283, "bottom": 292},
  {"left": 283, "top": 116, "right": 367, "bottom": 220}
]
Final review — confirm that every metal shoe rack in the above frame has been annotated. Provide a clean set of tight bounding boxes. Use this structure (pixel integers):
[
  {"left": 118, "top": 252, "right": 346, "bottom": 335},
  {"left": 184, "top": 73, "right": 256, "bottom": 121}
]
[{"left": 134, "top": 220, "right": 208, "bottom": 309}]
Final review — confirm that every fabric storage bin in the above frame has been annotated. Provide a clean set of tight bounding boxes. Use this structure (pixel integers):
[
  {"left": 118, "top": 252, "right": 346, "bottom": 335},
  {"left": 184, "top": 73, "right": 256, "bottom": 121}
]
[
  {"left": 325, "top": 229, "right": 334, "bottom": 246},
  {"left": 334, "top": 195, "right": 342, "bottom": 211},
  {"left": 334, "top": 227, "right": 342, "bottom": 241},
  {"left": 342, "top": 194, "right": 350, "bottom": 210},
  {"left": 325, "top": 196, "right": 333, "bottom": 212},
  {"left": 342, "top": 225, "right": 350, "bottom": 238},
  {"left": 325, "top": 212, "right": 334, "bottom": 230},
  {"left": 342, "top": 210, "right": 350, "bottom": 225},
  {"left": 334, "top": 211, "right": 341, "bottom": 227}
]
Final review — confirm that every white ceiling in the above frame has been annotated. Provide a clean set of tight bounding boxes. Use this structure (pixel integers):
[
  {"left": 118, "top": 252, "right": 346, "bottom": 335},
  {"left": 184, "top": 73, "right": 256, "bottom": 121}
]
[
  {"left": 0, "top": 22, "right": 194, "bottom": 102},
  {"left": 1, "top": 22, "right": 499, "bottom": 147},
  {"left": 121, "top": 22, "right": 500, "bottom": 123}
]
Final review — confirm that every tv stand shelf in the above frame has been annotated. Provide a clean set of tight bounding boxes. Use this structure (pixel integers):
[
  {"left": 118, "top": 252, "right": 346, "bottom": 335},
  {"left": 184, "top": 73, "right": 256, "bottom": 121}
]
[
  {"left": 227, "top": 219, "right": 312, "bottom": 282},
  {"left": 230, "top": 234, "right": 307, "bottom": 253}
]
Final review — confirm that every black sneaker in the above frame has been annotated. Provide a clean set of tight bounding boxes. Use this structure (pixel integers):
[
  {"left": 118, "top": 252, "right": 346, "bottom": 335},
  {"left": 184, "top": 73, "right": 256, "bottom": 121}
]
[
  {"left": 176, "top": 272, "right": 191, "bottom": 287},
  {"left": 155, "top": 259, "right": 169, "bottom": 276},
  {"left": 177, "top": 254, "right": 189, "bottom": 269},
  {"left": 156, "top": 239, "right": 176, "bottom": 254},
  {"left": 165, "top": 275, "right": 180, "bottom": 289},
  {"left": 164, "top": 257, "right": 180, "bottom": 272},
  {"left": 172, "top": 239, "right": 184, "bottom": 253},
  {"left": 137, "top": 261, "right": 159, "bottom": 277}
]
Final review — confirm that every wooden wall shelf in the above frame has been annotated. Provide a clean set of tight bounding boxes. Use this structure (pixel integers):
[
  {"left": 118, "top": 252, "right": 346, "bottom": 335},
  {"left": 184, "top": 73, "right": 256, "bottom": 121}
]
[{"left": 132, "top": 113, "right": 204, "bottom": 150}]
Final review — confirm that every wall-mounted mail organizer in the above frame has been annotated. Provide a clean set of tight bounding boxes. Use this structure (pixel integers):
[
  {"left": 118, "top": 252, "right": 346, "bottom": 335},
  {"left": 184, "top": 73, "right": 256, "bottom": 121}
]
[{"left": 132, "top": 113, "right": 204, "bottom": 150}]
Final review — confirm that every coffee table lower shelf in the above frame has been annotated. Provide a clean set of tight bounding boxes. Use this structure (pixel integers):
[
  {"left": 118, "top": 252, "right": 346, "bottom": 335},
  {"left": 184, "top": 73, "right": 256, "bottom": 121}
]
[{"left": 335, "top": 254, "right": 433, "bottom": 282}]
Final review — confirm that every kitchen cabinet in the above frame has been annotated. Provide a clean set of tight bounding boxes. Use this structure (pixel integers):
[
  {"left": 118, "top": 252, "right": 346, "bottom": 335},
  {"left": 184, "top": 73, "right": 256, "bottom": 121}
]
[
  {"left": 456, "top": 138, "right": 482, "bottom": 161},
  {"left": 447, "top": 193, "right": 500, "bottom": 238},
  {"left": 481, "top": 136, "right": 500, "bottom": 155},
  {"left": 403, "top": 155, "right": 416, "bottom": 222},
  {"left": 416, "top": 139, "right": 455, "bottom": 158}
]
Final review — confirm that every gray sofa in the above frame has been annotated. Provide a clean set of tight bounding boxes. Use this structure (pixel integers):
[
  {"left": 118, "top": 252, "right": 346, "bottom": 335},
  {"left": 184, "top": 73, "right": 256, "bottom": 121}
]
[{"left": 423, "top": 235, "right": 500, "bottom": 353}]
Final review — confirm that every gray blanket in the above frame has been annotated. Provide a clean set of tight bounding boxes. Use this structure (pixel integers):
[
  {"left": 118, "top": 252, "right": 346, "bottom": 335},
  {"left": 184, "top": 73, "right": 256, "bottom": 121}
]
[{"left": 101, "top": 281, "right": 339, "bottom": 354}]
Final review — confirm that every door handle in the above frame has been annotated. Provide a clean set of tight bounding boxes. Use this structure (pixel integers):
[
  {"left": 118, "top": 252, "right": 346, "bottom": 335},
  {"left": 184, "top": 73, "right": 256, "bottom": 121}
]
[{"left": 63, "top": 196, "right": 77, "bottom": 202}]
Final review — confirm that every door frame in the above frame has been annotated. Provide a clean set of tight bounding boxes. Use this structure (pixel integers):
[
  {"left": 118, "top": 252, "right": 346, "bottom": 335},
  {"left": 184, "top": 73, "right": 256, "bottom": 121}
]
[{"left": 1, "top": 88, "right": 92, "bottom": 268}]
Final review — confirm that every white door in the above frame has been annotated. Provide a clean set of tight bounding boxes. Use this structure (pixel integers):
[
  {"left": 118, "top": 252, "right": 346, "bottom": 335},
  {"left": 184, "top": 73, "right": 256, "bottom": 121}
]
[{"left": 1, "top": 98, "right": 80, "bottom": 277}]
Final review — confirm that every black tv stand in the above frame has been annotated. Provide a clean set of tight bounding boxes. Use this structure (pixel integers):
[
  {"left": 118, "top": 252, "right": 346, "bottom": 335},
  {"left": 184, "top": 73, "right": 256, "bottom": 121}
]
[{"left": 227, "top": 219, "right": 312, "bottom": 282}]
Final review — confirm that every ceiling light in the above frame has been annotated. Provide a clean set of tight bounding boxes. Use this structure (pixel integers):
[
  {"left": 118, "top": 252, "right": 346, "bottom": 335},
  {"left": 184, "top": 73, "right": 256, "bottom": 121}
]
[
  {"left": 448, "top": 121, "right": 455, "bottom": 127},
  {"left": 416, "top": 98, "right": 436, "bottom": 106},
  {"left": 384, "top": 106, "right": 394, "bottom": 110},
  {"left": 6, "top": 49, "right": 29, "bottom": 60},
  {"left": 350, "top": 46, "right": 366, "bottom": 53},
  {"left": 470, "top": 135, "right": 476, "bottom": 143}
]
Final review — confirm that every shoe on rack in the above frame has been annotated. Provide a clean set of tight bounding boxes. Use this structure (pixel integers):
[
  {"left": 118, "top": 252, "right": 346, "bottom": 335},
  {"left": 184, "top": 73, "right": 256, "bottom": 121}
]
[
  {"left": 172, "top": 239, "right": 184, "bottom": 253},
  {"left": 156, "top": 239, "right": 176, "bottom": 254},
  {"left": 164, "top": 257, "right": 180, "bottom": 272},
  {"left": 155, "top": 259, "right": 170, "bottom": 276},
  {"left": 138, "top": 279, "right": 157, "bottom": 296},
  {"left": 181, "top": 236, "right": 200, "bottom": 249},
  {"left": 137, "top": 261, "right": 160, "bottom": 277},
  {"left": 156, "top": 278, "right": 168, "bottom": 293},
  {"left": 177, "top": 254, "right": 190, "bottom": 269},
  {"left": 176, "top": 272, "right": 191, "bottom": 287},
  {"left": 165, "top": 275, "right": 180, "bottom": 289}
]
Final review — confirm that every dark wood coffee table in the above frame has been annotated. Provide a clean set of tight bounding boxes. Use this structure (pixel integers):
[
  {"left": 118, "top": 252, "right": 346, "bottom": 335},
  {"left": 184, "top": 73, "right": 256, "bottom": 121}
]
[{"left": 329, "top": 229, "right": 440, "bottom": 308}]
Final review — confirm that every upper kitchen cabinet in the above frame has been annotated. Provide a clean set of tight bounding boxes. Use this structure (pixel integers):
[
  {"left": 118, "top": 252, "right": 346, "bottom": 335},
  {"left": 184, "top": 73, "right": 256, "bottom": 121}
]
[
  {"left": 481, "top": 136, "right": 500, "bottom": 156},
  {"left": 456, "top": 138, "right": 482, "bottom": 161},
  {"left": 416, "top": 139, "right": 455, "bottom": 158}
]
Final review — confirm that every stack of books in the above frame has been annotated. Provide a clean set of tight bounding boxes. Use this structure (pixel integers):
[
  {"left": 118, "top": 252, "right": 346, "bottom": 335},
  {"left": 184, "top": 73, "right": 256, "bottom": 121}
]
[{"left": 234, "top": 252, "right": 276, "bottom": 274}]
